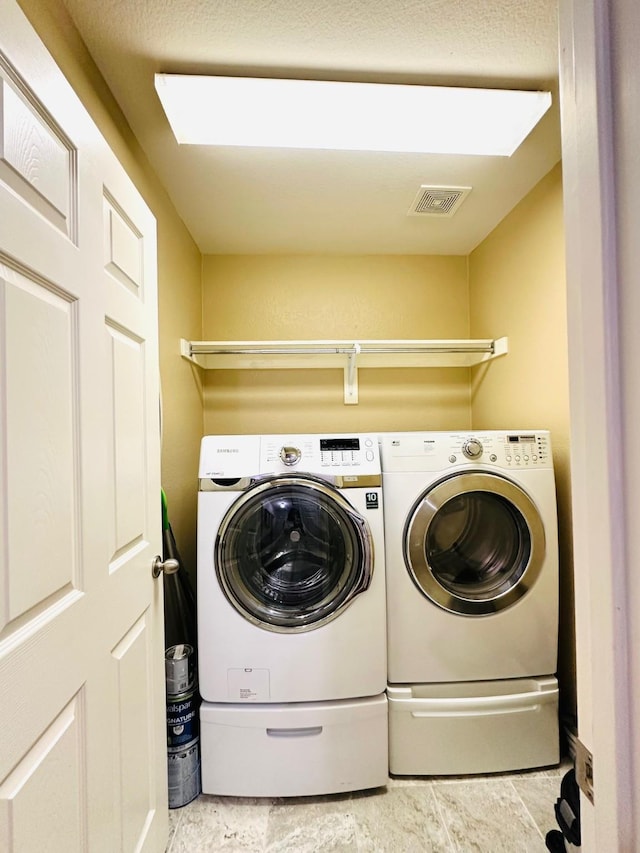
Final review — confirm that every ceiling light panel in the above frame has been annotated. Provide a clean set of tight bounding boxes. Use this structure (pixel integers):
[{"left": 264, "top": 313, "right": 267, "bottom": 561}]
[{"left": 155, "top": 74, "right": 551, "bottom": 157}]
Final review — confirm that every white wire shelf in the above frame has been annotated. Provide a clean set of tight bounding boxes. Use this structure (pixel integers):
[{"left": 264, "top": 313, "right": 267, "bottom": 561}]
[{"left": 180, "top": 337, "right": 508, "bottom": 404}]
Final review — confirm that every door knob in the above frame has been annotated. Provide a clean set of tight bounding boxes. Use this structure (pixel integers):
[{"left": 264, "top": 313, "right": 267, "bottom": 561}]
[{"left": 152, "top": 556, "right": 179, "bottom": 579}]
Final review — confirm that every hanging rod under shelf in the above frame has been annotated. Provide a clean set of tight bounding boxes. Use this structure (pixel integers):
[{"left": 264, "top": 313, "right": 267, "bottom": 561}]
[{"left": 180, "top": 337, "right": 508, "bottom": 404}]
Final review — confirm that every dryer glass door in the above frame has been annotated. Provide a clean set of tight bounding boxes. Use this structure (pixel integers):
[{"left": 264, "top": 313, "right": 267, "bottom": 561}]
[
  {"left": 405, "top": 472, "right": 546, "bottom": 615},
  {"left": 215, "top": 476, "right": 373, "bottom": 632}
]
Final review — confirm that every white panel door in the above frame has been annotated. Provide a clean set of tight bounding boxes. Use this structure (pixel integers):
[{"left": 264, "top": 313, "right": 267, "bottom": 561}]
[
  {"left": 0, "top": 3, "right": 167, "bottom": 851},
  {"left": 559, "top": 0, "right": 636, "bottom": 849}
]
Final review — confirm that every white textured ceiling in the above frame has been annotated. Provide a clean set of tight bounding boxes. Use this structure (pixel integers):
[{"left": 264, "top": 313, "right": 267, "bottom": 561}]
[{"left": 60, "top": 0, "right": 561, "bottom": 255}]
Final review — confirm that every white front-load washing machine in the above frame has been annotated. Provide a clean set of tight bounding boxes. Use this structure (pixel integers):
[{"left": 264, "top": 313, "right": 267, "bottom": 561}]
[
  {"left": 379, "top": 430, "right": 560, "bottom": 775},
  {"left": 197, "top": 433, "right": 388, "bottom": 796}
]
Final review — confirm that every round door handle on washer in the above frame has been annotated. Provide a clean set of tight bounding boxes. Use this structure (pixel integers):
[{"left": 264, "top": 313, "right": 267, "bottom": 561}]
[
  {"left": 152, "top": 556, "right": 179, "bottom": 578},
  {"left": 280, "top": 446, "right": 301, "bottom": 466}
]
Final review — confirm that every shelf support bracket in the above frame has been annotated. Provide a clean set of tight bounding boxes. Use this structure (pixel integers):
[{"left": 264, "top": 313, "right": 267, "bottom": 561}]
[
  {"left": 180, "top": 338, "right": 197, "bottom": 365},
  {"left": 344, "top": 343, "right": 361, "bottom": 405}
]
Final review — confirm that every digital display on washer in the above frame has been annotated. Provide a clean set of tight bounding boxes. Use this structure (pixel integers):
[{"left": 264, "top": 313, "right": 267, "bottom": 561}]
[
  {"left": 320, "top": 438, "right": 360, "bottom": 451},
  {"left": 507, "top": 435, "right": 535, "bottom": 443}
]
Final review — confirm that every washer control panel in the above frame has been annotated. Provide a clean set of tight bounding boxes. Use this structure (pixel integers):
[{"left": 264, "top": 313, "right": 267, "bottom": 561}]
[{"left": 261, "top": 434, "right": 380, "bottom": 475}]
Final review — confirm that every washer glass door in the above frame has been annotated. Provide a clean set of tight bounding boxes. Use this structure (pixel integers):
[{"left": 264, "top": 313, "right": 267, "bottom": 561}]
[
  {"left": 215, "top": 475, "right": 373, "bottom": 632},
  {"left": 405, "top": 472, "right": 546, "bottom": 615}
]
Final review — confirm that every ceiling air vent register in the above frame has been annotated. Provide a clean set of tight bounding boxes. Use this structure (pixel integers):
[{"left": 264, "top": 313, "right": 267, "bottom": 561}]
[{"left": 408, "top": 185, "right": 472, "bottom": 217}]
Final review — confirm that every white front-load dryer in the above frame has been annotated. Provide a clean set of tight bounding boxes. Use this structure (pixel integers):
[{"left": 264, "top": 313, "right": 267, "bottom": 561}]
[
  {"left": 379, "top": 430, "right": 560, "bottom": 775},
  {"left": 197, "top": 433, "right": 388, "bottom": 796}
]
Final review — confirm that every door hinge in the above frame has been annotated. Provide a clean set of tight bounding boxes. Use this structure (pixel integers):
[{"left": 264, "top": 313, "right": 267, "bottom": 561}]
[{"left": 575, "top": 737, "right": 594, "bottom": 804}]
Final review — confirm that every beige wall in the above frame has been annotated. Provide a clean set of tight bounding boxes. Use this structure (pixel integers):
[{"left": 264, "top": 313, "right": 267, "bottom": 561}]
[
  {"left": 17, "top": 0, "right": 204, "bottom": 575},
  {"left": 469, "top": 163, "right": 575, "bottom": 716},
  {"left": 202, "top": 254, "right": 472, "bottom": 434}
]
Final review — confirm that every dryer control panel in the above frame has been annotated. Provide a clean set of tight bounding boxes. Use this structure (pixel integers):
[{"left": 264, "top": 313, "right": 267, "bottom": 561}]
[
  {"left": 445, "top": 432, "right": 551, "bottom": 468},
  {"left": 379, "top": 430, "right": 552, "bottom": 473},
  {"left": 261, "top": 433, "right": 381, "bottom": 475},
  {"left": 501, "top": 433, "right": 551, "bottom": 466}
]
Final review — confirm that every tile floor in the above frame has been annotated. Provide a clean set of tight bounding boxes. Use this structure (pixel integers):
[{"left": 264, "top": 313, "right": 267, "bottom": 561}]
[{"left": 165, "top": 760, "right": 569, "bottom": 852}]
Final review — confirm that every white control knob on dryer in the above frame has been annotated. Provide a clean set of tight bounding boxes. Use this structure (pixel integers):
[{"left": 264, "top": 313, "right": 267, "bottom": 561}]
[
  {"left": 280, "top": 445, "right": 301, "bottom": 466},
  {"left": 462, "top": 438, "right": 483, "bottom": 459}
]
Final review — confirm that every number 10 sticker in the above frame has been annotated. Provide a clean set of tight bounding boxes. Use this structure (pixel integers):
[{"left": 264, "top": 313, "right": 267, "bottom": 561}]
[{"left": 366, "top": 492, "right": 379, "bottom": 509}]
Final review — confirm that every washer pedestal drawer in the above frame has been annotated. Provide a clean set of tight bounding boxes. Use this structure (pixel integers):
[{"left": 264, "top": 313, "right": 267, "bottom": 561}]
[
  {"left": 388, "top": 677, "right": 559, "bottom": 776},
  {"left": 200, "top": 693, "right": 388, "bottom": 796}
]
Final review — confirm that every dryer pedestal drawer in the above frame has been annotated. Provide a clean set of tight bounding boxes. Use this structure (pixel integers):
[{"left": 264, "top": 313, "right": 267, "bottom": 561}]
[
  {"left": 388, "top": 677, "right": 559, "bottom": 776},
  {"left": 200, "top": 693, "right": 388, "bottom": 796}
]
